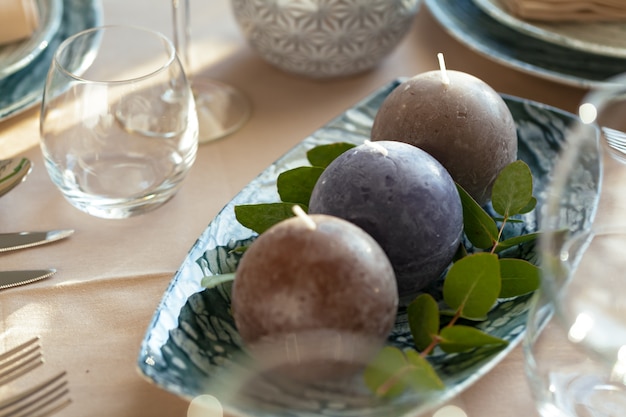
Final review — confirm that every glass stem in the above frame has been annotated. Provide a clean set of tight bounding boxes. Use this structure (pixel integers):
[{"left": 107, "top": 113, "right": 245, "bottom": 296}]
[{"left": 171, "top": 0, "right": 192, "bottom": 74}]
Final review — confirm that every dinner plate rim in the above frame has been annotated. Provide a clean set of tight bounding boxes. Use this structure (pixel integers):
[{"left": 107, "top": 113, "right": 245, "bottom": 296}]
[
  {"left": 425, "top": 0, "right": 626, "bottom": 88},
  {"left": 0, "top": 0, "right": 64, "bottom": 80},
  {"left": 137, "top": 79, "right": 598, "bottom": 417},
  {"left": 472, "top": 0, "right": 626, "bottom": 59},
  {"left": 0, "top": 0, "right": 103, "bottom": 122}
]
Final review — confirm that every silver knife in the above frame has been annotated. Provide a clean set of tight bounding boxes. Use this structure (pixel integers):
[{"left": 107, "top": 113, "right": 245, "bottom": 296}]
[
  {"left": 0, "top": 269, "right": 56, "bottom": 290},
  {"left": 0, "top": 230, "right": 74, "bottom": 253}
]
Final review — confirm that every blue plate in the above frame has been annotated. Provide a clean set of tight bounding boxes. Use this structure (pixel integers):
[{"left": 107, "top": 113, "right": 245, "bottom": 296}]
[
  {"left": 0, "top": 0, "right": 103, "bottom": 121},
  {"left": 472, "top": 0, "right": 626, "bottom": 59},
  {"left": 426, "top": 0, "right": 626, "bottom": 88},
  {"left": 137, "top": 79, "right": 600, "bottom": 417},
  {"left": 0, "top": 0, "right": 63, "bottom": 79}
]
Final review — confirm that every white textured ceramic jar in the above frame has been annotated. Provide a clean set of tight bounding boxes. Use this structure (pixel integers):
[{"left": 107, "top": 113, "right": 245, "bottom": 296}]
[{"left": 231, "top": 0, "right": 421, "bottom": 79}]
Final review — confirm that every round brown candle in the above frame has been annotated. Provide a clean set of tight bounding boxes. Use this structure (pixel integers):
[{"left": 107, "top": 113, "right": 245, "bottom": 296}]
[
  {"left": 371, "top": 65, "right": 517, "bottom": 205},
  {"left": 232, "top": 210, "right": 398, "bottom": 382}
]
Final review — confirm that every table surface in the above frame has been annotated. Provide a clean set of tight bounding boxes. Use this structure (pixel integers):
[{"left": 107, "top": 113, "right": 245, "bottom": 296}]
[{"left": 0, "top": 0, "right": 590, "bottom": 416}]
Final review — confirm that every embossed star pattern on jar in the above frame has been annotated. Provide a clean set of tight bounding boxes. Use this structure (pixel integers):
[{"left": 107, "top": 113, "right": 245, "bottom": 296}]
[{"left": 231, "top": 0, "right": 421, "bottom": 79}]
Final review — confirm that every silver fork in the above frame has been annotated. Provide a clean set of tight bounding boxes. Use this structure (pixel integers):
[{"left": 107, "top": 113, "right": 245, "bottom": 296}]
[
  {"left": 603, "top": 126, "right": 626, "bottom": 162},
  {"left": 0, "top": 371, "right": 70, "bottom": 417},
  {"left": 0, "top": 338, "right": 43, "bottom": 387}
]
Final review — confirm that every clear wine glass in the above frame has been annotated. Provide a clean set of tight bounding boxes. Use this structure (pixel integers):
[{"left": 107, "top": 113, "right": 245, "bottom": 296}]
[
  {"left": 171, "top": 0, "right": 251, "bottom": 143},
  {"left": 524, "top": 74, "right": 626, "bottom": 417}
]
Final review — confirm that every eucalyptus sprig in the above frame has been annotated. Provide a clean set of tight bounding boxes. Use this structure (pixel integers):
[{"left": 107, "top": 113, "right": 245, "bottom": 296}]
[
  {"left": 234, "top": 142, "right": 356, "bottom": 234},
  {"left": 220, "top": 141, "right": 541, "bottom": 399},
  {"left": 364, "top": 160, "right": 541, "bottom": 397}
]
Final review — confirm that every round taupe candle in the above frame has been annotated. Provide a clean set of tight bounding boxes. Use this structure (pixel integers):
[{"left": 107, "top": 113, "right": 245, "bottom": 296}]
[
  {"left": 232, "top": 210, "right": 398, "bottom": 382},
  {"left": 371, "top": 65, "right": 517, "bottom": 205}
]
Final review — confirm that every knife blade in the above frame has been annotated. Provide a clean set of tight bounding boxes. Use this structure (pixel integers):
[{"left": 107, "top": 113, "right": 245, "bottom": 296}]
[
  {"left": 0, "top": 269, "right": 56, "bottom": 290},
  {"left": 0, "top": 230, "right": 74, "bottom": 253}
]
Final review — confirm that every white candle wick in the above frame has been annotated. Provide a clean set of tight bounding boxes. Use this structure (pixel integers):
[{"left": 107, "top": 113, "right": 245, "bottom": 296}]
[
  {"left": 437, "top": 53, "right": 450, "bottom": 86},
  {"left": 364, "top": 140, "right": 389, "bottom": 157},
  {"left": 292, "top": 205, "right": 317, "bottom": 230}
]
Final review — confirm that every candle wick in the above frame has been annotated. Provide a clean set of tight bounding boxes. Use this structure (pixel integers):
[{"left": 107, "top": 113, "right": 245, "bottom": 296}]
[
  {"left": 437, "top": 53, "right": 450, "bottom": 86},
  {"left": 292, "top": 205, "right": 316, "bottom": 230},
  {"left": 364, "top": 140, "right": 388, "bottom": 157}
]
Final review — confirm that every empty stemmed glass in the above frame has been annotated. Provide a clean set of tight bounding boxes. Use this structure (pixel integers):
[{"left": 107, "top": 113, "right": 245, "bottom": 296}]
[
  {"left": 525, "top": 74, "right": 626, "bottom": 417},
  {"left": 171, "top": 0, "right": 251, "bottom": 143}
]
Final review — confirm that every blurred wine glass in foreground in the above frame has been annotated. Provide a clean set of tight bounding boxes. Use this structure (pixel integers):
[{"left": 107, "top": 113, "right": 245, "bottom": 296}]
[
  {"left": 525, "top": 74, "right": 626, "bottom": 417},
  {"left": 172, "top": 0, "right": 251, "bottom": 143}
]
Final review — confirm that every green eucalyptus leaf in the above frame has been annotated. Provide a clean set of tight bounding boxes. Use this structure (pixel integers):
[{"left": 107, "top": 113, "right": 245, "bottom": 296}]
[
  {"left": 518, "top": 196, "right": 537, "bottom": 214},
  {"left": 439, "top": 325, "right": 508, "bottom": 353},
  {"left": 443, "top": 253, "right": 501, "bottom": 319},
  {"left": 494, "top": 232, "right": 540, "bottom": 253},
  {"left": 456, "top": 183, "right": 499, "bottom": 249},
  {"left": 499, "top": 258, "right": 540, "bottom": 298},
  {"left": 306, "top": 142, "right": 356, "bottom": 168},
  {"left": 363, "top": 346, "right": 409, "bottom": 398},
  {"left": 408, "top": 294, "right": 440, "bottom": 351},
  {"left": 491, "top": 160, "right": 534, "bottom": 217},
  {"left": 229, "top": 246, "right": 249, "bottom": 255},
  {"left": 234, "top": 202, "right": 302, "bottom": 234},
  {"left": 452, "top": 243, "right": 467, "bottom": 262},
  {"left": 440, "top": 309, "right": 488, "bottom": 322},
  {"left": 404, "top": 349, "right": 445, "bottom": 391},
  {"left": 201, "top": 273, "right": 236, "bottom": 289},
  {"left": 277, "top": 166, "right": 324, "bottom": 206},
  {"left": 492, "top": 217, "right": 524, "bottom": 224}
]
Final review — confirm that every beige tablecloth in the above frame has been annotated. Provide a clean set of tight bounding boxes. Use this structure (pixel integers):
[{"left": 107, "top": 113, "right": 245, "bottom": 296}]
[{"left": 0, "top": 0, "right": 587, "bottom": 416}]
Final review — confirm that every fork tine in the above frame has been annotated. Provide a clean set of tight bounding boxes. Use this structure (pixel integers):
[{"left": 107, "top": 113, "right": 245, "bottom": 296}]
[
  {"left": 0, "top": 338, "right": 39, "bottom": 362},
  {"left": 2, "top": 384, "right": 70, "bottom": 417},
  {"left": 0, "top": 384, "right": 69, "bottom": 417},
  {"left": 0, "top": 371, "right": 70, "bottom": 417},
  {"left": 603, "top": 126, "right": 626, "bottom": 160},
  {"left": 22, "top": 393, "right": 71, "bottom": 417},
  {"left": 0, "top": 338, "right": 43, "bottom": 386}
]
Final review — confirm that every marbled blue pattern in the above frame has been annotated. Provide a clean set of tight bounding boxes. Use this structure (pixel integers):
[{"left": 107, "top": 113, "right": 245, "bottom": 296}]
[
  {"left": 425, "top": 0, "right": 626, "bottom": 88},
  {"left": 138, "top": 80, "right": 601, "bottom": 417},
  {"left": 0, "top": 0, "right": 103, "bottom": 121}
]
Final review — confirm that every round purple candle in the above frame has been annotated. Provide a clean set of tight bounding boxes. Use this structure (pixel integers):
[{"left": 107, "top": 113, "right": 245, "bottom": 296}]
[
  {"left": 309, "top": 140, "right": 463, "bottom": 302},
  {"left": 370, "top": 68, "right": 517, "bottom": 205}
]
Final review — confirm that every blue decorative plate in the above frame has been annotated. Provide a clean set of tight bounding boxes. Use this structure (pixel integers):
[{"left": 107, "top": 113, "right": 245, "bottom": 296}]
[
  {"left": 426, "top": 0, "right": 626, "bottom": 88},
  {"left": 0, "top": 0, "right": 63, "bottom": 79},
  {"left": 137, "top": 79, "right": 600, "bottom": 417},
  {"left": 0, "top": 0, "right": 102, "bottom": 121},
  {"left": 472, "top": 0, "right": 626, "bottom": 59}
]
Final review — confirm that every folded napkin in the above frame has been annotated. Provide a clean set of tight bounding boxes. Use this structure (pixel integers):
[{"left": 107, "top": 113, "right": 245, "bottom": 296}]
[
  {"left": 503, "top": 0, "right": 626, "bottom": 21},
  {"left": 0, "top": 0, "right": 40, "bottom": 46}
]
